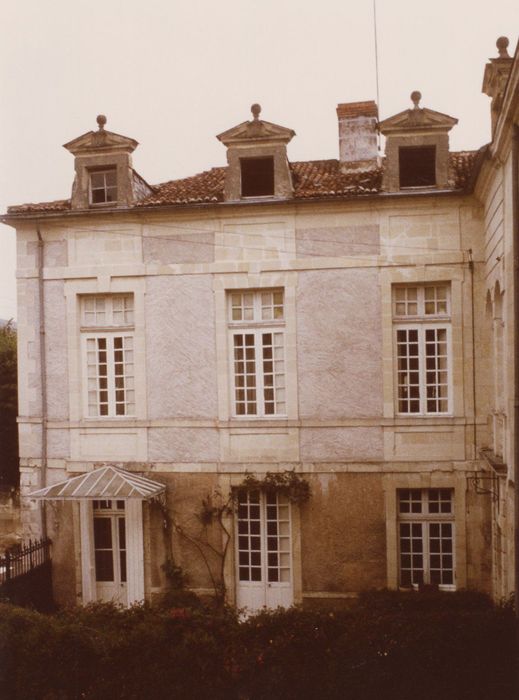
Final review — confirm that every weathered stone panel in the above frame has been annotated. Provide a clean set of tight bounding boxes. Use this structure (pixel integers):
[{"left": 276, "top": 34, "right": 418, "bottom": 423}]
[
  {"left": 145, "top": 275, "right": 218, "bottom": 419},
  {"left": 297, "top": 268, "right": 383, "bottom": 419},
  {"left": 44, "top": 280, "right": 69, "bottom": 422},
  {"left": 296, "top": 225, "right": 379, "bottom": 258},
  {"left": 301, "top": 473, "right": 387, "bottom": 592},
  {"left": 143, "top": 231, "right": 215, "bottom": 264},
  {"left": 300, "top": 427, "right": 383, "bottom": 461},
  {"left": 148, "top": 428, "right": 219, "bottom": 462}
]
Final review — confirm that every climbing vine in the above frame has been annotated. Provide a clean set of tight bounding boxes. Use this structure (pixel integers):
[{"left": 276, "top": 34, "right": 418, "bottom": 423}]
[
  {"left": 163, "top": 471, "right": 311, "bottom": 605},
  {"left": 237, "top": 470, "right": 311, "bottom": 505}
]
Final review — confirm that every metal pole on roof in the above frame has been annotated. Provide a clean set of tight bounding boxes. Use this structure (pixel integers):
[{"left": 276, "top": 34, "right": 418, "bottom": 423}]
[{"left": 373, "top": 0, "right": 381, "bottom": 150}]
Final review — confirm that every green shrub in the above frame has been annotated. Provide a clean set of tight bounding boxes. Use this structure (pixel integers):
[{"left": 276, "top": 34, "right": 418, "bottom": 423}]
[{"left": 0, "top": 593, "right": 516, "bottom": 699}]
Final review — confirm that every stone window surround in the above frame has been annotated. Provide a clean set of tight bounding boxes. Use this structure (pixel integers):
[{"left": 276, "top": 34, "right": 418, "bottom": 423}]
[
  {"left": 64, "top": 276, "right": 147, "bottom": 425},
  {"left": 227, "top": 288, "right": 286, "bottom": 418},
  {"left": 392, "top": 284, "right": 453, "bottom": 416},
  {"left": 383, "top": 471, "right": 467, "bottom": 590},
  {"left": 397, "top": 487, "right": 455, "bottom": 589},
  {"left": 224, "top": 144, "right": 294, "bottom": 202},
  {"left": 214, "top": 271, "right": 299, "bottom": 423},
  {"left": 216, "top": 474, "right": 303, "bottom": 608},
  {"left": 72, "top": 153, "right": 134, "bottom": 209},
  {"left": 380, "top": 267, "right": 465, "bottom": 420},
  {"left": 383, "top": 133, "right": 450, "bottom": 193}
]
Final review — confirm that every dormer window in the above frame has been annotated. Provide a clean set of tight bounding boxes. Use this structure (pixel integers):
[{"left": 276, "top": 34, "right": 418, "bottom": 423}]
[
  {"left": 378, "top": 93, "right": 458, "bottom": 193},
  {"left": 217, "top": 105, "right": 294, "bottom": 201},
  {"left": 240, "top": 157, "right": 275, "bottom": 197},
  {"left": 399, "top": 146, "right": 436, "bottom": 188},
  {"left": 89, "top": 168, "right": 118, "bottom": 205}
]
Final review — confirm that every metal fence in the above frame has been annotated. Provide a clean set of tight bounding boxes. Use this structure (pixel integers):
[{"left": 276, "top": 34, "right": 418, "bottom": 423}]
[{"left": 0, "top": 537, "right": 51, "bottom": 584}]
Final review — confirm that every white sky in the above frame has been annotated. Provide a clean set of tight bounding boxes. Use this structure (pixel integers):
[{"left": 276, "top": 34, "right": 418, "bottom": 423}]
[{"left": 0, "top": 0, "right": 517, "bottom": 319}]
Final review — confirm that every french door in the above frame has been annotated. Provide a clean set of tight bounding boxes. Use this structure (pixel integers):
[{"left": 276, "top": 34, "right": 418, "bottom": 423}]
[
  {"left": 235, "top": 489, "right": 293, "bottom": 611},
  {"left": 93, "top": 500, "right": 128, "bottom": 605}
]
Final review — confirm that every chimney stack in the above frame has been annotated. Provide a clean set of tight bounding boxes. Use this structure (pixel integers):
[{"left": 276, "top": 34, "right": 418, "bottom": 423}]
[{"left": 336, "top": 101, "right": 379, "bottom": 172}]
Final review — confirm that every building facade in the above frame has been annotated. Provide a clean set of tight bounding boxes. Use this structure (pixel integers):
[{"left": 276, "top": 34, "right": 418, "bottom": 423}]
[{"left": 2, "top": 38, "right": 517, "bottom": 609}]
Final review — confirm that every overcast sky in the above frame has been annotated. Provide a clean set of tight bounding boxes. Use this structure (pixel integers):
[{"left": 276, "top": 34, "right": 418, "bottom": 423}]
[{"left": 0, "top": 0, "right": 517, "bottom": 320}]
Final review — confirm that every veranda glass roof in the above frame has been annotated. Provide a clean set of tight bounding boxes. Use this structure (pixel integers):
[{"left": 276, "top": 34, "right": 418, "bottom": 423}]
[{"left": 29, "top": 466, "right": 166, "bottom": 500}]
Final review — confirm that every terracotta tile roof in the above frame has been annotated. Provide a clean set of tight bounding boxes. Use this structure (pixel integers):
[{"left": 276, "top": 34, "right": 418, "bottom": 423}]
[
  {"left": 7, "top": 198, "right": 71, "bottom": 214},
  {"left": 448, "top": 150, "right": 479, "bottom": 189},
  {"left": 140, "top": 167, "right": 225, "bottom": 206},
  {"left": 336, "top": 101, "right": 378, "bottom": 118},
  {"left": 290, "top": 159, "right": 382, "bottom": 198},
  {"left": 6, "top": 151, "right": 479, "bottom": 214}
]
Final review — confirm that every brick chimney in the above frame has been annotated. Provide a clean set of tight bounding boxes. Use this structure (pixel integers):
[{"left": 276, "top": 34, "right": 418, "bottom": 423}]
[{"left": 337, "top": 101, "right": 379, "bottom": 172}]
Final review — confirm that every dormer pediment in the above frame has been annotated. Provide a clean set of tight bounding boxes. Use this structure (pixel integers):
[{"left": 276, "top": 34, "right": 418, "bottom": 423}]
[
  {"left": 63, "top": 128, "right": 139, "bottom": 156},
  {"left": 217, "top": 118, "right": 295, "bottom": 146},
  {"left": 379, "top": 106, "right": 458, "bottom": 135}
]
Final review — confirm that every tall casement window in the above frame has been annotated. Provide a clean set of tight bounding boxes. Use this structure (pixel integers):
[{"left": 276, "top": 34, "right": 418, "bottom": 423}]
[
  {"left": 228, "top": 289, "right": 286, "bottom": 417},
  {"left": 89, "top": 168, "right": 117, "bottom": 205},
  {"left": 398, "top": 488, "right": 455, "bottom": 589},
  {"left": 81, "top": 295, "right": 135, "bottom": 417},
  {"left": 93, "top": 499, "right": 127, "bottom": 588},
  {"left": 393, "top": 284, "right": 451, "bottom": 415},
  {"left": 235, "top": 489, "right": 293, "bottom": 610}
]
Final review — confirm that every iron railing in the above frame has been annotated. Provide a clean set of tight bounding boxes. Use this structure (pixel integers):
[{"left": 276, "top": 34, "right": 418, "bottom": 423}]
[{"left": 0, "top": 537, "right": 51, "bottom": 585}]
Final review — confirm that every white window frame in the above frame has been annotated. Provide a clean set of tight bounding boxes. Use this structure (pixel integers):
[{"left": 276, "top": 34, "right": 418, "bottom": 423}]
[
  {"left": 80, "top": 295, "right": 135, "bottom": 418},
  {"left": 398, "top": 488, "right": 456, "bottom": 591},
  {"left": 228, "top": 289, "right": 286, "bottom": 418},
  {"left": 89, "top": 168, "right": 118, "bottom": 205},
  {"left": 393, "top": 284, "right": 452, "bottom": 416}
]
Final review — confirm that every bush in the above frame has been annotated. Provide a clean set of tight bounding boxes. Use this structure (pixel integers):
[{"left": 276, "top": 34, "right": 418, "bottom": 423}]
[{"left": 0, "top": 592, "right": 516, "bottom": 699}]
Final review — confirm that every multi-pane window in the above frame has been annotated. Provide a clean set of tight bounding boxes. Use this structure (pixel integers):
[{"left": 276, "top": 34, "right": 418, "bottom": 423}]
[
  {"left": 398, "top": 488, "right": 455, "bottom": 588},
  {"left": 393, "top": 284, "right": 451, "bottom": 414},
  {"left": 81, "top": 295, "right": 135, "bottom": 417},
  {"left": 228, "top": 290, "right": 286, "bottom": 416},
  {"left": 89, "top": 168, "right": 117, "bottom": 205},
  {"left": 236, "top": 489, "right": 291, "bottom": 584},
  {"left": 93, "top": 500, "right": 126, "bottom": 584}
]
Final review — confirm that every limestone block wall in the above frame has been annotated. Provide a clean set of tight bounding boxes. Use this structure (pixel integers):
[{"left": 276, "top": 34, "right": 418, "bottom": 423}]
[{"left": 11, "top": 190, "right": 496, "bottom": 604}]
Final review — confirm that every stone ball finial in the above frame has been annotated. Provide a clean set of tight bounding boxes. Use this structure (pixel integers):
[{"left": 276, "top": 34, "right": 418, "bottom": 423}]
[
  {"left": 251, "top": 103, "right": 261, "bottom": 121},
  {"left": 410, "top": 91, "right": 422, "bottom": 109},
  {"left": 96, "top": 114, "right": 107, "bottom": 130},
  {"left": 496, "top": 36, "right": 510, "bottom": 58}
]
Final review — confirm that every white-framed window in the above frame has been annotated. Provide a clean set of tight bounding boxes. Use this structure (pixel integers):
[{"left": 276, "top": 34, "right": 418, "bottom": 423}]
[
  {"left": 228, "top": 289, "right": 286, "bottom": 417},
  {"left": 93, "top": 499, "right": 127, "bottom": 584},
  {"left": 398, "top": 488, "right": 455, "bottom": 589},
  {"left": 236, "top": 489, "right": 291, "bottom": 584},
  {"left": 393, "top": 284, "right": 451, "bottom": 414},
  {"left": 89, "top": 168, "right": 117, "bottom": 205},
  {"left": 81, "top": 295, "right": 135, "bottom": 417}
]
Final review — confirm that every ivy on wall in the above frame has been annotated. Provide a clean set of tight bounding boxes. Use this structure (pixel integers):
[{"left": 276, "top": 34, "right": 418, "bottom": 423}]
[{"left": 160, "top": 471, "right": 311, "bottom": 605}]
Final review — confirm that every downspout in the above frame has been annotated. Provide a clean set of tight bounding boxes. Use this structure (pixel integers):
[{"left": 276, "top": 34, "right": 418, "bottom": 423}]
[
  {"left": 37, "top": 227, "right": 47, "bottom": 539},
  {"left": 468, "top": 249, "right": 478, "bottom": 459},
  {"left": 512, "top": 125, "right": 519, "bottom": 622}
]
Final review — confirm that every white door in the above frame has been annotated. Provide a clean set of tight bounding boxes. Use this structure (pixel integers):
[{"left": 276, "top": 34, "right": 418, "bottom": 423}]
[
  {"left": 93, "top": 500, "right": 128, "bottom": 605},
  {"left": 235, "top": 489, "right": 293, "bottom": 612}
]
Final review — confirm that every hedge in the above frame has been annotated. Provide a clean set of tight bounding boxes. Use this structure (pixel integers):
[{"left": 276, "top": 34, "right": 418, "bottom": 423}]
[{"left": 0, "top": 591, "right": 515, "bottom": 699}]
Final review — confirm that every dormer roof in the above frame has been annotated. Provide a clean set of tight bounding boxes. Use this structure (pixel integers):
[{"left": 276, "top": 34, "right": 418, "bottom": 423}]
[
  {"left": 379, "top": 92, "right": 458, "bottom": 135},
  {"left": 217, "top": 105, "right": 295, "bottom": 146},
  {"left": 63, "top": 126, "right": 139, "bottom": 156}
]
